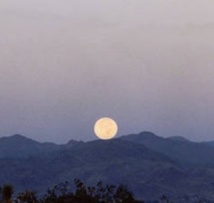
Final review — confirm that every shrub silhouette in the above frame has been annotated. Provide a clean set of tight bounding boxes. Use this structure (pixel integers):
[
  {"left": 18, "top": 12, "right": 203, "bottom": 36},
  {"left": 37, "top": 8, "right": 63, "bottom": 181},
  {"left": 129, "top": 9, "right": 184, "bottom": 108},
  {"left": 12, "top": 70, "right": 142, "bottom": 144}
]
[
  {"left": 0, "top": 180, "right": 142, "bottom": 203},
  {"left": 1, "top": 184, "right": 14, "bottom": 203},
  {"left": 15, "top": 191, "right": 38, "bottom": 203},
  {"left": 39, "top": 179, "right": 142, "bottom": 203}
]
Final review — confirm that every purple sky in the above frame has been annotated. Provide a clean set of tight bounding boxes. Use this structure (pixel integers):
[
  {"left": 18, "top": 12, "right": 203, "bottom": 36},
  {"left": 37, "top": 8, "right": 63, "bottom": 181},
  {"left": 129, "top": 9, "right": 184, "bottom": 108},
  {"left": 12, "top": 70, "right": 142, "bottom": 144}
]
[{"left": 0, "top": 0, "right": 214, "bottom": 143}]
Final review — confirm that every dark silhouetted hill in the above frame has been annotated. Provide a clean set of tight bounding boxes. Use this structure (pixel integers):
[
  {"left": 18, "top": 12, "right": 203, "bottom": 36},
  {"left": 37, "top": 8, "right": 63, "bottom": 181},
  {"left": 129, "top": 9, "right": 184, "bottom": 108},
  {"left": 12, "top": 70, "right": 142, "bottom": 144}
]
[
  {"left": 120, "top": 131, "right": 214, "bottom": 166},
  {"left": 0, "top": 133, "right": 214, "bottom": 202},
  {"left": 0, "top": 134, "right": 59, "bottom": 159}
]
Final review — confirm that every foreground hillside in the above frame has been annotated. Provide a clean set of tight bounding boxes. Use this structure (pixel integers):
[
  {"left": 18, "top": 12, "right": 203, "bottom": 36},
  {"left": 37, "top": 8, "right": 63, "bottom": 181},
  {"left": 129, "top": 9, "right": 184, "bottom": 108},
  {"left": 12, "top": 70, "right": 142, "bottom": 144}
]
[{"left": 0, "top": 133, "right": 214, "bottom": 202}]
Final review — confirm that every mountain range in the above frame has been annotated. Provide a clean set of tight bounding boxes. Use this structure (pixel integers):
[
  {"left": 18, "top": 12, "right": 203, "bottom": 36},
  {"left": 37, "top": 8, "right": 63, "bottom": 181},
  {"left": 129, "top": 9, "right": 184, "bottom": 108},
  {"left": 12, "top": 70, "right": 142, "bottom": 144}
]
[{"left": 0, "top": 132, "right": 214, "bottom": 202}]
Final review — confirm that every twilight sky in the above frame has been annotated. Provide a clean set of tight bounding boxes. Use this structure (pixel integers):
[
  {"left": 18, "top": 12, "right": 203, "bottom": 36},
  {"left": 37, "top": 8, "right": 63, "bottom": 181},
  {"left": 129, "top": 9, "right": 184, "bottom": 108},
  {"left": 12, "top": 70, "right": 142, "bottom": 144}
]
[{"left": 0, "top": 0, "right": 214, "bottom": 143}]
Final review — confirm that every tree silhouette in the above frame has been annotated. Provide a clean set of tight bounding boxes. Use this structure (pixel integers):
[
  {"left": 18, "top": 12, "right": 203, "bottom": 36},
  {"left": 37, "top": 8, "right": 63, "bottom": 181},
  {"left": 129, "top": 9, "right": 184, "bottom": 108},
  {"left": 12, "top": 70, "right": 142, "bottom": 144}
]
[
  {"left": 114, "top": 184, "right": 136, "bottom": 203},
  {"left": 2, "top": 184, "right": 14, "bottom": 203},
  {"left": 0, "top": 180, "right": 143, "bottom": 203},
  {"left": 15, "top": 190, "right": 38, "bottom": 203},
  {"left": 40, "top": 181, "right": 74, "bottom": 203},
  {"left": 40, "top": 179, "right": 142, "bottom": 203}
]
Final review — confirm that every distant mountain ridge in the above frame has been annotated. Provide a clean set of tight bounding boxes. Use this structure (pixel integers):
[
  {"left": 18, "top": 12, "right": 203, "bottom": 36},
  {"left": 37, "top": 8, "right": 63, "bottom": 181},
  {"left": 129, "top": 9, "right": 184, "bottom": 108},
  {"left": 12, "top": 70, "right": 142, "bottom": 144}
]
[
  {"left": 0, "top": 134, "right": 60, "bottom": 159},
  {"left": 1, "top": 132, "right": 214, "bottom": 202},
  {"left": 120, "top": 131, "right": 214, "bottom": 165}
]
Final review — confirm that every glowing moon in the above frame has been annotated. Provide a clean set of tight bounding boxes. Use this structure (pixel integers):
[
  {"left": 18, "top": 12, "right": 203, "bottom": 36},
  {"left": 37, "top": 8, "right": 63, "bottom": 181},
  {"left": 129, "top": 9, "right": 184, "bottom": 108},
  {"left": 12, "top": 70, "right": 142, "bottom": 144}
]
[{"left": 94, "top": 117, "right": 118, "bottom": 140}]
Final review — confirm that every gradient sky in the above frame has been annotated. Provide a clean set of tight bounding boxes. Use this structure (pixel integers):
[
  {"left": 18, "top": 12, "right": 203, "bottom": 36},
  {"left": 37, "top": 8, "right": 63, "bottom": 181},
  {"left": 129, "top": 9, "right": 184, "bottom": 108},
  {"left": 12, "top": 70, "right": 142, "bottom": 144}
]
[{"left": 0, "top": 0, "right": 214, "bottom": 143}]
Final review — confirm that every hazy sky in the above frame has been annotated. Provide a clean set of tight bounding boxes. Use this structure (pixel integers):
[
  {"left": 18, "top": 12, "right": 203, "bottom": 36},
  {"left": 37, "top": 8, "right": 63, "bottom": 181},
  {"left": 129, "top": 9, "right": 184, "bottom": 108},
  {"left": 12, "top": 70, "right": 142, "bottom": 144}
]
[{"left": 0, "top": 0, "right": 214, "bottom": 143}]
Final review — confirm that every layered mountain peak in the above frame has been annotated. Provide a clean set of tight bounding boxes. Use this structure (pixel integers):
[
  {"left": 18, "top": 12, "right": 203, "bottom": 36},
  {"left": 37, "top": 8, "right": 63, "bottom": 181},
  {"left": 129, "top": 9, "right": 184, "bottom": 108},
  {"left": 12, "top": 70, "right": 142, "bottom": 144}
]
[
  {"left": 0, "top": 134, "right": 39, "bottom": 144},
  {"left": 119, "top": 131, "right": 163, "bottom": 143},
  {"left": 0, "top": 134, "right": 59, "bottom": 159},
  {"left": 0, "top": 134, "right": 38, "bottom": 143}
]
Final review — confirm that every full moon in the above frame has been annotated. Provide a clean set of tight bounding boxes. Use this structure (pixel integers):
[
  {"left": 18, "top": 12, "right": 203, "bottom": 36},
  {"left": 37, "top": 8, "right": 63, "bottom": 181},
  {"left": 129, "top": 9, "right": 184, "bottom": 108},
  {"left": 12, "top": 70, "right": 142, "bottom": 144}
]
[{"left": 94, "top": 117, "right": 118, "bottom": 140}]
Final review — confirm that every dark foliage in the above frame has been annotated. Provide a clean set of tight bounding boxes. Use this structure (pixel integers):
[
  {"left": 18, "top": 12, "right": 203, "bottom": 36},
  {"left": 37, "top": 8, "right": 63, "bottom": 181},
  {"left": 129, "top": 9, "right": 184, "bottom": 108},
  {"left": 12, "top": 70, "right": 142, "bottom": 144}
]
[
  {"left": 40, "top": 179, "right": 142, "bottom": 203},
  {"left": 1, "top": 184, "right": 14, "bottom": 203},
  {"left": 0, "top": 180, "right": 141, "bottom": 203}
]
